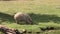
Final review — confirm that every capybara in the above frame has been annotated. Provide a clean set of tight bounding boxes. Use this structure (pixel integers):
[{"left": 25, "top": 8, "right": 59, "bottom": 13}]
[
  {"left": 14, "top": 12, "right": 32, "bottom": 24},
  {"left": 0, "top": 25, "right": 21, "bottom": 34}
]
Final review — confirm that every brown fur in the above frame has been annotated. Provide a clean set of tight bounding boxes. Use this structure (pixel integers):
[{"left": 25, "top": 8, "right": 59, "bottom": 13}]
[
  {"left": 14, "top": 12, "right": 32, "bottom": 24},
  {"left": 0, "top": 25, "right": 20, "bottom": 34}
]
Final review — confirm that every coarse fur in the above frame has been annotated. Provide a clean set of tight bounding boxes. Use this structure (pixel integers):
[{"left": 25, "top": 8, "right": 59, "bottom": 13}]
[
  {"left": 14, "top": 12, "right": 32, "bottom": 24},
  {"left": 0, "top": 25, "right": 21, "bottom": 34}
]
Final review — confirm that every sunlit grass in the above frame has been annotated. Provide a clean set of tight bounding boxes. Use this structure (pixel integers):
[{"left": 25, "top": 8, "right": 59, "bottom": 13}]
[{"left": 0, "top": 0, "right": 60, "bottom": 34}]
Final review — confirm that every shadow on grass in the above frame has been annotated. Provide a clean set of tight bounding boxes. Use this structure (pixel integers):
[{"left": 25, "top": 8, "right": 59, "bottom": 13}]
[
  {"left": 28, "top": 13, "right": 60, "bottom": 24},
  {"left": 0, "top": 12, "right": 60, "bottom": 25},
  {"left": 0, "top": 12, "right": 15, "bottom": 23}
]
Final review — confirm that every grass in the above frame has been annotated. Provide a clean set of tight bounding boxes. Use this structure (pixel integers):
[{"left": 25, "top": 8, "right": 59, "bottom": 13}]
[{"left": 0, "top": 0, "right": 60, "bottom": 34}]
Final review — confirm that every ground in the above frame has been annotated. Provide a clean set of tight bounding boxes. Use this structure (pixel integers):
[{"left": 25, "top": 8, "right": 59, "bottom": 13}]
[{"left": 0, "top": 0, "right": 60, "bottom": 34}]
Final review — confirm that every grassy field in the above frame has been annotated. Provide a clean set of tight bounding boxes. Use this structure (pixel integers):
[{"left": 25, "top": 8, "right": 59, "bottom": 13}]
[{"left": 0, "top": 0, "right": 60, "bottom": 34}]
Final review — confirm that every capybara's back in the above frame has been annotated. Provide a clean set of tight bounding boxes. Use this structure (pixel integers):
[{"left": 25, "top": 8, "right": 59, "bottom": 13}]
[{"left": 14, "top": 12, "right": 32, "bottom": 24}]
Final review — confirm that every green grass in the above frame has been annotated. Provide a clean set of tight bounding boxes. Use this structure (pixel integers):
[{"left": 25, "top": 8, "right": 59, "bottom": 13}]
[{"left": 0, "top": 0, "right": 60, "bottom": 34}]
